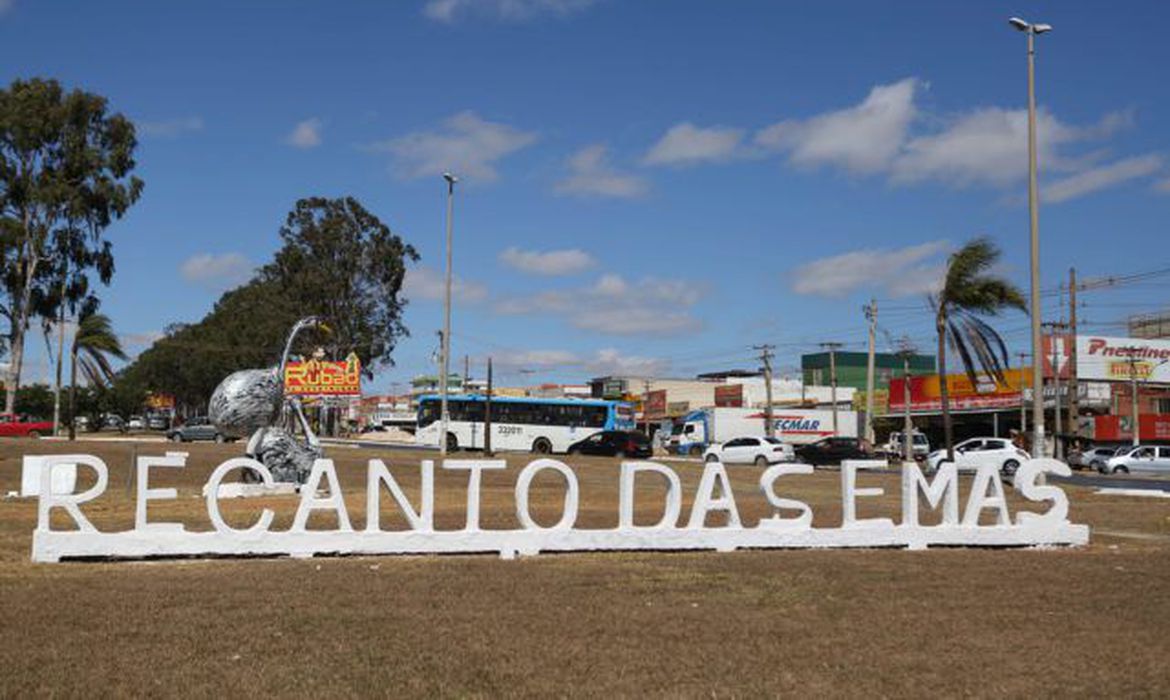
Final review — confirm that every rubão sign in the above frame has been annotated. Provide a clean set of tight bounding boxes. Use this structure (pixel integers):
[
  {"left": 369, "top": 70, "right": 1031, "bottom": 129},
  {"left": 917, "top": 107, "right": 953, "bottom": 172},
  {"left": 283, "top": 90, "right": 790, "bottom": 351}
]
[{"left": 30, "top": 454, "right": 1088, "bottom": 563}]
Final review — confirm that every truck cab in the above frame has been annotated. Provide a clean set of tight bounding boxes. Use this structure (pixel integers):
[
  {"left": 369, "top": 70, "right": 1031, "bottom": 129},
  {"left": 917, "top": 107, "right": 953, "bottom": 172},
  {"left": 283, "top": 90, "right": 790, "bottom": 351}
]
[{"left": 668, "top": 411, "right": 708, "bottom": 455}]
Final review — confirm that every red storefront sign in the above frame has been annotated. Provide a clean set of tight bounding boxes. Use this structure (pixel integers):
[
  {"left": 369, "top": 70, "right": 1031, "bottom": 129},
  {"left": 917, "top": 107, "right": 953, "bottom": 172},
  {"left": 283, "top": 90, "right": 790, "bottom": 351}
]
[
  {"left": 1093, "top": 414, "right": 1170, "bottom": 442},
  {"left": 714, "top": 384, "right": 744, "bottom": 408},
  {"left": 644, "top": 390, "right": 667, "bottom": 420},
  {"left": 888, "top": 371, "right": 1024, "bottom": 413}
]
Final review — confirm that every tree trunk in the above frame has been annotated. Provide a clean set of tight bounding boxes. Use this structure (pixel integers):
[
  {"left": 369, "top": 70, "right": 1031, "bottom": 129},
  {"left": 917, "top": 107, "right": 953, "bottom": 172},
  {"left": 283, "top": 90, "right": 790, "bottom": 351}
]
[
  {"left": 5, "top": 326, "right": 25, "bottom": 414},
  {"left": 68, "top": 343, "right": 78, "bottom": 441},
  {"left": 52, "top": 273, "right": 67, "bottom": 435},
  {"left": 937, "top": 311, "right": 953, "bottom": 461}
]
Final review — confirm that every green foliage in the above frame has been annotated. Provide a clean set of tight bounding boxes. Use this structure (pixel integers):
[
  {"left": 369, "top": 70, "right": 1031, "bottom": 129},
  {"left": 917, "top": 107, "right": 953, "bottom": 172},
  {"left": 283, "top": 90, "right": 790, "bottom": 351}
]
[
  {"left": 933, "top": 237, "right": 1027, "bottom": 455},
  {"left": 14, "top": 383, "right": 56, "bottom": 419},
  {"left": 0, "top": 76, "right": 143, "bottom": 410},
  {"left": 122, "top": 197, "right": 417, "bottom": 410}
]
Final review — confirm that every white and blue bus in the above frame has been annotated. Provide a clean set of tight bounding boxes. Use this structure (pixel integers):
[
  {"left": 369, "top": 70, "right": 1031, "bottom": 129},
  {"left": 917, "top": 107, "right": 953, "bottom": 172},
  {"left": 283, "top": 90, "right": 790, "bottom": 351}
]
[{"left": 415, "top": 395, "right": 635, "bottom": 454}]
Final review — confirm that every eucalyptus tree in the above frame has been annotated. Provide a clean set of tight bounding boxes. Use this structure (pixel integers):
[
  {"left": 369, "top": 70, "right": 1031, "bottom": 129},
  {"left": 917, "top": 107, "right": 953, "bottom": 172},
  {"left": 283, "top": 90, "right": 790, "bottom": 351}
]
[
  {"left": 0, "top": 77, "right": 142, "bottom": 413},
  {"left": 932, "top": 237, "right": 1027, "bottom": 459}
]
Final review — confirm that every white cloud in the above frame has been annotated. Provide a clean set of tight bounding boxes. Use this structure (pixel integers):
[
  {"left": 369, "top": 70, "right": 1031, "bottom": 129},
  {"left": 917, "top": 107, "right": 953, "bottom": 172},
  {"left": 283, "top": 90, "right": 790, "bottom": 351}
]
[
  {"left": 499, "top": 247, "right": 595, "bottom": 276},
  {"left": 585, "top": 348, "right": 668, "bottom": 376},
  {"left": 423, "top": 0, "right": 598, "bottom": 22},
  {"left": 757, "top": 78, "right": 919, "bottom": 174},
  {"left": 555, "top": 144, "right": 649, "bottom": 198},
  {"left": 372, "top": 111, "right": 537, "bottom": 182},
  {"left": 491, "top": 347, "right": 668, "bottom": 377},
  {"left": 138, "top": 116, "right": 204, "bottom": 138},
  {"left": 791, "top": 240, "right": 951, "bottom": 298},
  {"left": 287, "top": 118, "right": 323, "bottom": 149},
  {"left": 121, "top": 331, "right": 164, "bottom": 348},
  {"left": 1155, "top": 177, "right": 1170, "bottom": 194},
  {"left": 1042, "top": 154, "right": 1163, "bottom": 203},
  {"left": 628, "top": 78, "right": 1147, "bottom": 202},
  {"left": 495, "top": 273, "right": 704, "bottom": 337},
  {"left": 643, "top": 122, "right": 745, "bottom": 167},
  {"left": 404, "top": 265, "right": 488, "bottom": 304},
  {"left": 179, "top": 253, "right": 253, "bottom": 291}
]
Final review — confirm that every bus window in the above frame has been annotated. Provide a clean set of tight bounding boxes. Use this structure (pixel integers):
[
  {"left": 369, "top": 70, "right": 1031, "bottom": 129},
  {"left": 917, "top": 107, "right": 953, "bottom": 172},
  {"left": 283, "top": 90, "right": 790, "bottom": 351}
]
[{"left": 418, "top": 401, "right": 439, "bottom": 428}]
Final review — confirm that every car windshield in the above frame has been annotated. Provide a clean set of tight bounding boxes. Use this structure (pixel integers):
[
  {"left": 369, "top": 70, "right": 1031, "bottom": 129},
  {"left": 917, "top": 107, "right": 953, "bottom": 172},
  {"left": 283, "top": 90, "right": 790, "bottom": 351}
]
[{"left": 763, "top": 437, "right": 783, "bottom": 445}]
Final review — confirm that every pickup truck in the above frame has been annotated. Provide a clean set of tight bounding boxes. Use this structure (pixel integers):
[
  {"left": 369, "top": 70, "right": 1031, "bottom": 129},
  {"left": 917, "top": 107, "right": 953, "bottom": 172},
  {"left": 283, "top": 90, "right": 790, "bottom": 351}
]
[{"left": 0, "top": 413, "right": 53, "bottom": 438}]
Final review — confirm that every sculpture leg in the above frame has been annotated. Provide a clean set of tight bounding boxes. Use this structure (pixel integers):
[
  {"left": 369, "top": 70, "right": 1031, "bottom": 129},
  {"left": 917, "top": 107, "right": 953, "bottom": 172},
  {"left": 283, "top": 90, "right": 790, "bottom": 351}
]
[
  {"left": 246, "top": 427, "right": 267, "bottom": 457},
  {"left": 290, "top": 399, "right": 321, "bottom": 452}
]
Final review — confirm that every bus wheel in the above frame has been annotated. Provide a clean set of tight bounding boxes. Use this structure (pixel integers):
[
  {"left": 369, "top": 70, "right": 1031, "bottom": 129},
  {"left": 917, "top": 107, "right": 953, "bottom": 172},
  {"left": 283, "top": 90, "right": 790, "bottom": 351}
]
[
  {"left": 532, "top": 438, "right": 552, "bottom": 454},
  {"left": 446, "top": 433, "right": 458, "bottom": 452}
]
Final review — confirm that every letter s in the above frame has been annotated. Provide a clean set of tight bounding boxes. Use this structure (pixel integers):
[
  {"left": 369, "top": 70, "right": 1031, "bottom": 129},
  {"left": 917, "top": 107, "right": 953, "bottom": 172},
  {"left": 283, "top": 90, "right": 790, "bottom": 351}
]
[{"left": 1014, "top": 458, "right": 1070, "bottom": 526}]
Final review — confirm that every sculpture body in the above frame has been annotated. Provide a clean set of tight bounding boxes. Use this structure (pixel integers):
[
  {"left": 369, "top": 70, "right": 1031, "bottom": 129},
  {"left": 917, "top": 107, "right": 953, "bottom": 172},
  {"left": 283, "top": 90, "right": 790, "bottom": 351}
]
[{"left": 208, "top": 316, "right": 327, "bottom": 483}]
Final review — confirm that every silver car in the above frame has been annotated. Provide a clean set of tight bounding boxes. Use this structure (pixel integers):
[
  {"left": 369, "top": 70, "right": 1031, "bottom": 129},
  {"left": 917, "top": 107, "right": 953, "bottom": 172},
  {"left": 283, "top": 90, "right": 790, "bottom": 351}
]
[
  {"left": 1079, "top": 446, "right": 1123, "bottom": 472},
  {"left": 1102, "top": 445, "right": 1170, "bottom": 475}
]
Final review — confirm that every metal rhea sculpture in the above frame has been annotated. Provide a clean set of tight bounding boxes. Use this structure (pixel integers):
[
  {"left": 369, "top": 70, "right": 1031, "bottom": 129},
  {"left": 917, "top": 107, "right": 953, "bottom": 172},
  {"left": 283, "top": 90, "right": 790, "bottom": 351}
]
[{"left": 208, "top": 316, "right": 328, "bottom": 483}]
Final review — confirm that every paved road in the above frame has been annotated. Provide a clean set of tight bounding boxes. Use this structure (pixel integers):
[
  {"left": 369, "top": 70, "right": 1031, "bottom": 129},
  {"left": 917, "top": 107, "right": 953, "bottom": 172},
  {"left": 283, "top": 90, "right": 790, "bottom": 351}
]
[{"left": 1054, "top": 472, "right": 1170, "bottom": 491}]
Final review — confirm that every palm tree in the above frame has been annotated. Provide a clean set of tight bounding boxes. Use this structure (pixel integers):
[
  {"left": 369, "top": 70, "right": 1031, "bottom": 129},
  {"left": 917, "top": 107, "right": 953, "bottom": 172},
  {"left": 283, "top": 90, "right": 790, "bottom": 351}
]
[
  {"left": 933, "top": 238, "right": 1027, "bottom": 460},
  {"left": 68, "top": 311, "right": 127, "bottom": 441}
]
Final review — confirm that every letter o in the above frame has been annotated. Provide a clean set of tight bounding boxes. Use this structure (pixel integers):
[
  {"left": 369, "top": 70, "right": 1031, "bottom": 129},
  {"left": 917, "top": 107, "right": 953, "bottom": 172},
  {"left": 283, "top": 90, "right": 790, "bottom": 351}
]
[
  {"left": 514, "top": 459, "right": 579, "bottom": 531},
  {"left": 205, "top": 458, "right": 276, "bottom": 534}
]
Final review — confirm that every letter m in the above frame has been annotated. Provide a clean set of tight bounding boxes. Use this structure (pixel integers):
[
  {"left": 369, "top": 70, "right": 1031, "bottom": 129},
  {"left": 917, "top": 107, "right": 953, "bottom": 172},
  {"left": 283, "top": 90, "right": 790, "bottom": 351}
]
[{"left": 901, "top": 463, "right": 959, "bottom": 527}]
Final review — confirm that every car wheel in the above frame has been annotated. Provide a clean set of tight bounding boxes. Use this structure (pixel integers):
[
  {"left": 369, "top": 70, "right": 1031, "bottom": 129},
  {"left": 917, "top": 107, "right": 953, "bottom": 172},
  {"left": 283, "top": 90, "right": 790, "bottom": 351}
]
[
  {"left": 170, "top": 433, "right": 183, "bottom": 442},
  {"left": 705, "top": 454, "right": 718, "bottom": 463},
  {"left": 214, "top": 433, "right": 226, "bottom": 444},
  {"left": 754, "top": 455, "right": 768, "bottom": 468},
  {"left": 531, "top": 438, "right": 551, "bottom": 454},
  {"left": 27, "top": 430, "right": 40, "bottom": 439},
  {"left": 1115, "top": 465, "right": 1129, "bottom": 475},
  {"left": 1002, "top": 459, "right": 1020, "bottom": 476}
]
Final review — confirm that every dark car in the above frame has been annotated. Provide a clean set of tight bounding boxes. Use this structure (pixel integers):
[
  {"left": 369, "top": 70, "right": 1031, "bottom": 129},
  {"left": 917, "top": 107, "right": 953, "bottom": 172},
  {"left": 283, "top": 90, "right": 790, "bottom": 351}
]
[
  {"left": 167, "top": 416, "right": 232, "bottom": 443},
  {"left": 794, "top": 437, "right": 874, "bottom": 466},
  {"left": 567, "top": 430, "right": 653, "bottom": 458}
]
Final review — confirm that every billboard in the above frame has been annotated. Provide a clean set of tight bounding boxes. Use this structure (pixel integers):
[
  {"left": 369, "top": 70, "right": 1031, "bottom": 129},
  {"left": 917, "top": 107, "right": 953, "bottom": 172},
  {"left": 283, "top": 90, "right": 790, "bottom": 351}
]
[
  {"left": 284, "top": 353, "right": 362, "bottom": 396},
  {"left": 643, "top": 390, "right": 667, "bottom": 420},
  {"left": 1042, "top": 334, "right": 1170, "bottom": 383},
  {"left": 888, "top": 369, "right": 1027, "bottom": 413},
  {"left": 1093, "top": 414, "right": 1170, "bottom": 442},
  {"left": 714, "top": 384, "right": 744, "bottom": 408}
]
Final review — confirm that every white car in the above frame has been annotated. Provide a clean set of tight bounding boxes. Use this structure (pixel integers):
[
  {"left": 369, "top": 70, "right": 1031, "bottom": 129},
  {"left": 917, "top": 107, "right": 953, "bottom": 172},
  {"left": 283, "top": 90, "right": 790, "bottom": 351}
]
[
  {"left": 926, "top": 437, "right": 1030, "bottom": 475},
  {"left": 704, "top": 436, "right": 794, "bottom": 466},
  {"left": 1102, "top": 445, "right": 1170, "bottom": 475}
]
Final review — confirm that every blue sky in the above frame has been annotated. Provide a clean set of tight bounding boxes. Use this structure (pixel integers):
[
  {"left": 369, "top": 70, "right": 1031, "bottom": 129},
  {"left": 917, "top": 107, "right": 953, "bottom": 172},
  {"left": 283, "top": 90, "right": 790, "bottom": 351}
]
[{"left": 3, "top": 0, "right": 1169, "bottom": 392}]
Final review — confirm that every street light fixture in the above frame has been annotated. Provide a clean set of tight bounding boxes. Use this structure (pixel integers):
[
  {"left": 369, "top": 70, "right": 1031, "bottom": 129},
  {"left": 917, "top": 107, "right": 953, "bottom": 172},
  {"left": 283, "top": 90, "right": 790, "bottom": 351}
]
[
  {"left": 439, "top": 172, "right": 458, "bottom": 458},
  {"left": 1009, "top": 15, "right": 1052, "bottom": 458}
]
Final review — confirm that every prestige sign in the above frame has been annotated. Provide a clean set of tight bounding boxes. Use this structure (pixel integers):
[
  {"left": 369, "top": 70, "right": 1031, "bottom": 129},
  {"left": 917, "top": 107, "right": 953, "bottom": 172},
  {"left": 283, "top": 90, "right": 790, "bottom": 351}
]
[
  {"left": 1043, "top": 334, "right": 1170, "bottom": 383},
  {"left": 30, "top": 454, "right": 1088, "bottom": 563}
]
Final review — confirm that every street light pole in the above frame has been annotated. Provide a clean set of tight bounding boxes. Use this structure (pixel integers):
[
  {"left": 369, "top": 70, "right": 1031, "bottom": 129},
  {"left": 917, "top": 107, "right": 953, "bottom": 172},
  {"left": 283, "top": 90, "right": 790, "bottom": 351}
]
[
  {"left": 1010, "top": 16, "right": 1052, "bottom": 458},
  {"left": 439, "top": 172, "right": 458, "bottom": 457}
]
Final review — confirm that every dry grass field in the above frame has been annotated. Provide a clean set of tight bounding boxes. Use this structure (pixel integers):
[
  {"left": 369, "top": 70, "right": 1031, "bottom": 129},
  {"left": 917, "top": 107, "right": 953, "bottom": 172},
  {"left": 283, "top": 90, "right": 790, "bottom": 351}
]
[{"left": 1, "top": 438, "right": 1168, "bottom": 697}]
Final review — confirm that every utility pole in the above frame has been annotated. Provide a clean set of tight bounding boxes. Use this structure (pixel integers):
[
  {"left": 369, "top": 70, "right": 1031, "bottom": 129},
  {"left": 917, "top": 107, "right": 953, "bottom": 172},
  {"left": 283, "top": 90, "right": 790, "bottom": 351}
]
[
  {"left": 820, "top": 342, "right": 844, "bottom": 435},
  {"left": 1129, "top": 355, "right": 1141, "bottom": 447},
  {"left": 439, "top": 172, "right": 458, "bottom": 457},
  {"left": 895, "top": 337, "right": 918, "bottom": 463},
  {"left": 464, "top": 354, "right": 470, "bottom": 392},
  {"left": 1068, "top": 267, "right": 1079, "bottom": 441},
  {"left": 1017, "top": 351, "right": 1029, "bottom": 438},
  {"left": 863, "top": 299, "right": 877, "bottom": 444},
  {"left": 1009, "top": 16, "right": 1052, "bottom": 460},
  {"left": 754, "top": 345, "right": 776, "bottom": 438},
  {"left": 485, "top": 357, "right": 493, "bottom": 456}
]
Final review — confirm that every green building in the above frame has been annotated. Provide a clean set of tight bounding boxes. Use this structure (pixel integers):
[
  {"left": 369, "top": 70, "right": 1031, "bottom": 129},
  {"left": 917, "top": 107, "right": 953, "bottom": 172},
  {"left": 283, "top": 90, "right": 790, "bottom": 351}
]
[{"left": 802, "top": 351, "right": 935, "bottom": 391}]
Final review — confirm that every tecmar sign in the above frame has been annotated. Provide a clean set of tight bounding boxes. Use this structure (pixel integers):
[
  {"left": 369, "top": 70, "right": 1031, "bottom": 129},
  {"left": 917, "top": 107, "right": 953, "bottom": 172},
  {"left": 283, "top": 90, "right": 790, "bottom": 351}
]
[{"left": 30, "top": 454, "right": 1088, "bottom": 563}]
